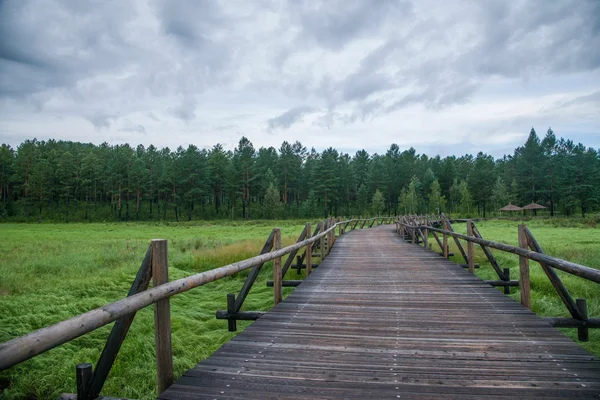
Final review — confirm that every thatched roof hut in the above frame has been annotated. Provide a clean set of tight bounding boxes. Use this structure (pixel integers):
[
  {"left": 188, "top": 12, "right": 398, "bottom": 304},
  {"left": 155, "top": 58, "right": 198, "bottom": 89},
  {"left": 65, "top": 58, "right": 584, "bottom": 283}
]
[
  {"left": 522, "top": 202, "right": 547, "bottom": 210},
  {"left": 499, "top": 203, "right": 522, "bottom": 211}
]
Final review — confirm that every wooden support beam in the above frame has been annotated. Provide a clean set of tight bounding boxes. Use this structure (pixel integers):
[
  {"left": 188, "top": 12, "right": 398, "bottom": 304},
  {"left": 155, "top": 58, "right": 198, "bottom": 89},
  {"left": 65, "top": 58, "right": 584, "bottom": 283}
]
[
  {"left": 288, "top": 263, "right": 320, "bottom": 269},
  {"left": 215, "top": 311, "right": 265, "bottom": 321},
  {"left": 226, "top": 293, "right": 236, "bottom": 332},
  {"left": 431, "top": 230, "right": 443, "bottom": 251},
  {"left": 89, "top": 246, "right": 153, "bottom": 399},
  {"left": 503, "top": 268, "right": 511, "bottom": 294},
  {"left": 442, "top": 215, "right": 469, "bottom": 264},
  {"left": 442, "top": 220, "right": 449, "bottom": 259},
  {"left": 320, "top": 221, "right": 325, "bottom": 260},
  {"left": 76, "top": 363, "right": 92, "bottom": 400},
  {"left": 485, "top": 280, "right": 519, "bottom": 287},
  {"left": 306, "top": 223, "right": 312, "bottom": 276},
  {"left": 281, "top": 224, "right": 308, "bottom": 277},
  {"left": 518, "top": 225, "right": 531, "bottom": 309},
  {"left": 543, "top": 317, "right": 600, "bottom": 329},
  {"left": 524, "top": 226, "right": 583, "bottom": 320},
  {"left": 273, "top": 228, "right": 282, "bottom": 306},
  {"left": 577, "top": 298, "right": 588, "bottom": 342},
  {"left": 296, "top": 255, "right": 302, "bottom": 275},
  {"left": 466, "top": 220, "right": 475, "bottom": 274},
  {"left": 471, "top": 222, "right": 505, "bottom": 280},
  {"left": 459, "top": 263, "right": 480, "bottom": 269},
  {"left": 266, "top": 280, "right": 302, "bottom": 287},
  {"left": 152, "top": 239, "right": 173, "bottom": 394},
  {"left": 233, "top": 231, "right": 275, "bottom": 312}
]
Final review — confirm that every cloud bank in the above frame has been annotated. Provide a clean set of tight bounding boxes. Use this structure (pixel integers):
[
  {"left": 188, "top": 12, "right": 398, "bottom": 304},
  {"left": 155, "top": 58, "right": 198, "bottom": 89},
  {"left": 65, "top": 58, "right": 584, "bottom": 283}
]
[{"left": 0, "top": 0, "right": 599, "bottom": 157}]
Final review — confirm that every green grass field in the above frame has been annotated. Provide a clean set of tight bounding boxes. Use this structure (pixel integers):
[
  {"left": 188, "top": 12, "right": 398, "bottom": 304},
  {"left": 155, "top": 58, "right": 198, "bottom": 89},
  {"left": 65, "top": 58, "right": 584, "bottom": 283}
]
[
  {"left": 0, "top": 221, "right": 311, "bottom": 400},
  {"left": 1, "top": 219, "right": 599, "bottom": 399}
]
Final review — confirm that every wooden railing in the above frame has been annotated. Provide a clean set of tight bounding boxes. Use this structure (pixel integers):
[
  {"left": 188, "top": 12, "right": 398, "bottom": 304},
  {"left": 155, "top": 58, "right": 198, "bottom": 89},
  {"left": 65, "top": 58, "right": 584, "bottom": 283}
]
[
  {"left": 396, "top": 214, "right": 600, "bottom": 342},
  {"left": 0, "top": 216, "right": 395, "bottom": 399}
]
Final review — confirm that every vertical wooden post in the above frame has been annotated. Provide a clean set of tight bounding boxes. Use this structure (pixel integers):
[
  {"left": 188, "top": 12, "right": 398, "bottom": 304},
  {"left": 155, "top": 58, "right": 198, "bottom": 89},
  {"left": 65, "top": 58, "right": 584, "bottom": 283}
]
[
  {"left": 423, "top": 225, "right": 428, "bottom": 249},
  {"left": 503, "top": 268, "right": 511, "bottom": 295},
  {"left": 328, "top": 217, "right": 333, "bottom": 252},
  {"left": 443, "top": 220, "right": 449, "bottom": 259},
  {"left": 226, "top": 293, "right": 236, "bottom": 332},
  {"left": 466, "top": 220, "right": 475, "bottom": 274},
  {"left": 296, "top": 255, "right": 302, "bottom": 275},
  {"left": 76, "top": 363, "right": 92, "bottom": 400},
  {"left": 576, "top": 298, "right": 588, "bottom": 342},
  {"left": 273, "top": 228, "right": 282, "bottom": 305},
  {"left": 152, "top": 239, "right": 173, "bottom": 394},
  {"left": 320, "top": 221, "right": 325, "bottom": 260},
  {"left": 518, "top": 225, "right": 531, "bottom": 309},
  {"left": 306, "top": 223, "right": 312, "bottom": 276}
]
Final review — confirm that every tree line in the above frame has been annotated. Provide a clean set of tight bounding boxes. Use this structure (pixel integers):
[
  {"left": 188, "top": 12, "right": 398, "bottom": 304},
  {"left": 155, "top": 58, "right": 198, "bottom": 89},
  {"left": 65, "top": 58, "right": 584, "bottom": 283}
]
[{"left": 0, "top": 127, "right": 597, "bottom": 222}]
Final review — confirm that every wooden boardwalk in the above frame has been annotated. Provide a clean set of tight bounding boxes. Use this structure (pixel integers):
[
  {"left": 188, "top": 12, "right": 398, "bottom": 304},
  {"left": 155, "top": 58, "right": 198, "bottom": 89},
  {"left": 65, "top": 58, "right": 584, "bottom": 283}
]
[{"left": 159, "top": 226, "right": 600, "bottom": 399}]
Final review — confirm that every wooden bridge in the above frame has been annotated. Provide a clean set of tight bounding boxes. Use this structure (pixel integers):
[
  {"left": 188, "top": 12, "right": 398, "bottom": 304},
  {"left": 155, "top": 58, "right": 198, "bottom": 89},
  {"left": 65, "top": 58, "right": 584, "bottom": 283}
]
[
  {"left": 161, "top": 225, "right": 600, "bottom": 399},
  {"left": 1, "top": 216, "right": 600, "bottom": 399}
]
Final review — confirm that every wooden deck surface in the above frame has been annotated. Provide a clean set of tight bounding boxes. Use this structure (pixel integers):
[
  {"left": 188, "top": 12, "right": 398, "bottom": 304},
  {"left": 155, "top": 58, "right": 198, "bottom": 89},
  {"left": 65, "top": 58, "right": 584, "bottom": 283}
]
[{"left": 159, "top": 226, "right": 600, "bottom": 399}]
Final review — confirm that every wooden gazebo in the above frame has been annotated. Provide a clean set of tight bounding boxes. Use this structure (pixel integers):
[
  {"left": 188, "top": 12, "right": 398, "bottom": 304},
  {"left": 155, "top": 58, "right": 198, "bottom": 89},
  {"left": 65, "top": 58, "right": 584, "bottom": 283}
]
[
  {"left": 522, "top": 202, "right": 547, "bottom": 215},
  {"left": 522, "top": 202, "right": 547, "bottom": 210},
  {"left": 499, "top": 203, "right": 522, "bottom": 212}
]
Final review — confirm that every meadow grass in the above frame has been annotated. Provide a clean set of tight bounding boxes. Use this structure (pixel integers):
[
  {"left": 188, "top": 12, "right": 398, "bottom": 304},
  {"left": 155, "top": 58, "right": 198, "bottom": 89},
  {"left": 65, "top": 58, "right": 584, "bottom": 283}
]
[
  {"left": 0, "top": 220, "right": 312, "bottom": 400},
  {"left": 427, "top": 219, "right": 600, "bottom": 357}
]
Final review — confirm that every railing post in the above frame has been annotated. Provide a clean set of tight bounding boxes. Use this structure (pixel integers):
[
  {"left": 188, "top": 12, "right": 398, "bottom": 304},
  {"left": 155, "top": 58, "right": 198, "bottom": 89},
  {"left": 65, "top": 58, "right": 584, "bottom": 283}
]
[
  {"left": 423, "top": 223, "right": 428, "bottom": 249},
  {"left": 296, "top": 255, "right": 302, "bottom": 275},
  {"left": 76, "top": 363, "right": 92, "bottom": 400},
  {"left": 442, "top": 220, "right": 449, "bottom": 259},
  {"left": 306, "top": 223, "right": 312, "bottom": 276},
  {"left": 329, "top": 217, "right": 334, "bottom": 251},
  {"left": 503, "top": 268, "right": 511, "bottom": 295},
  {"left": 226, "top": 293, "right": 236, "bottom": 332},
  {"left": 466, "top": 220, "right": 475, "bottom": 274},
  {"left": 576, "top": 298, "right": 588, "bottom": 341},
  {"left": 273, "top": 228, "right": 282, "bottom": 305},
  {"left": 518, "top": 225, "right": 531, "bottom": 309},
  {"left": 152, "top": 239, "right": 173, "bottom": 394},
  {"left": 320, "top": 221, "right": 325, "bottom": 260}
]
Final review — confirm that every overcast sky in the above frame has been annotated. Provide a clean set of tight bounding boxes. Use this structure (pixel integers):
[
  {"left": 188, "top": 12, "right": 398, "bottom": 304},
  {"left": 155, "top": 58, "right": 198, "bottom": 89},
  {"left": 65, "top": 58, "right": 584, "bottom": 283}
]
[{"left": 0, "top": 0, "right": 599, "bottom": 158}]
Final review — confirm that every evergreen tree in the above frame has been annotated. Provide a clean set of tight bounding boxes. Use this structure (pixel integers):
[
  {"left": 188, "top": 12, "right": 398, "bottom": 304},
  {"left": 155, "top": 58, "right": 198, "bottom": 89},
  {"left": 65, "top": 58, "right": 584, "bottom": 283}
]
[
  {"left": 371, "top": 189, "right": 385, "bottom": 216},
  {"left": 262, "top": 184, "right": 281, "bottom": 219},
  {"left": 356, "top": 184, "right": 369, "bottom": 215},
  {"left": 428, "top": 179, "right": 445, "bottom": 213},
  {"left": 490, "top": 177, "right": 509, "bottom": 213}
]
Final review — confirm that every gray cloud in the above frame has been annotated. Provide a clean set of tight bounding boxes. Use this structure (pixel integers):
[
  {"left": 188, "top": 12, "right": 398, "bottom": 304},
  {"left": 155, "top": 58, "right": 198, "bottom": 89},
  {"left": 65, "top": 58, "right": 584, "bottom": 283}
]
[
  {"left": 287, "top": 0, "right": 413, "bottom": 51},
  {"left": 0, "top": 0, "right": 599, "bottom": 154},
  {"left": 268, "top": 106, "right": 317, "bottom": 130}
]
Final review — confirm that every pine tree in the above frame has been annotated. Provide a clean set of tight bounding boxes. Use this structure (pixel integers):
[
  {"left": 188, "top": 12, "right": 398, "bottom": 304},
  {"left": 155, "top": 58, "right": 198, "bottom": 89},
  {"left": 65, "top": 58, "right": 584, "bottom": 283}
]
[
  {"left": 428, "top": 179, "right": 446, "bottom": 213},
  {"left": 371, "top": 189, "right": 385, "bottom": 216},
  {"left": 262, "top": 184, "right": 281, "bottom": 219},
  {"left": 490, "top": 177, "right": 509, "bottom": 214},
  {"left": 356, "top": 184, "right": 369, "bottom": 215}
]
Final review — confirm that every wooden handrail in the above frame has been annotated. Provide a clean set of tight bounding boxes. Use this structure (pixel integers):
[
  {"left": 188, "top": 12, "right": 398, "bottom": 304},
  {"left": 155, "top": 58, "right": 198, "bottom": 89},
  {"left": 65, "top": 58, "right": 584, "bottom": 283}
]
[
  {"left": 398, "top": 220, "right": 600, "bottom": 283},
  {"left": 0, "top": 216, "right": 394, "bottom": 372}
]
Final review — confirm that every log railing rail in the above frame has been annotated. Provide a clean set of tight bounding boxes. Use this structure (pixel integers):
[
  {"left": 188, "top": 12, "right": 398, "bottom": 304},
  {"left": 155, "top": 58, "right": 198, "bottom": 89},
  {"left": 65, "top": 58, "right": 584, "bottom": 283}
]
[
  {"left": 396, "top": 214, "right": 600, "bottom": 341},
  {"left": 0, "top": 216, "right": 395, "bottom": 399}
]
